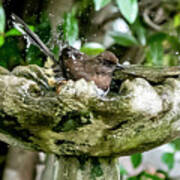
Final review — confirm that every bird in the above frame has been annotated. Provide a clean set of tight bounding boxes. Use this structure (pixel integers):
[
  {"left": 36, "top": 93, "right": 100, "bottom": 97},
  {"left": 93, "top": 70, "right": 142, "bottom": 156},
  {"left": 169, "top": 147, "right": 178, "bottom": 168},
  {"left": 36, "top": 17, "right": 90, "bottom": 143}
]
[
  {"left": 11, "top": 13, "right": 124, "bottom": 92},
  {"left": 59, "top": 47, "right": 121, "bottom": 90}
]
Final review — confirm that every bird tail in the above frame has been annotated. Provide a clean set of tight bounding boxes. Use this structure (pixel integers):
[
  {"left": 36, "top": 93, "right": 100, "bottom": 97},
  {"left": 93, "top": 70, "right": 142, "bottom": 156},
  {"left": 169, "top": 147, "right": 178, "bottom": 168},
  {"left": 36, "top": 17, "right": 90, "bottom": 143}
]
[{"left": 11, "top": 13, "right": 58, "bottom": 65}]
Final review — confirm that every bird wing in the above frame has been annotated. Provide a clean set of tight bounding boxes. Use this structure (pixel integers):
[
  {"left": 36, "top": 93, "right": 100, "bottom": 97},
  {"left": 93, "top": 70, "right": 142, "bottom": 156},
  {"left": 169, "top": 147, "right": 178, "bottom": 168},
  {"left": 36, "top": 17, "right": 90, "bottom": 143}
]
[{"left": 11, "top": 13, "right": 57, "bottom": 65}]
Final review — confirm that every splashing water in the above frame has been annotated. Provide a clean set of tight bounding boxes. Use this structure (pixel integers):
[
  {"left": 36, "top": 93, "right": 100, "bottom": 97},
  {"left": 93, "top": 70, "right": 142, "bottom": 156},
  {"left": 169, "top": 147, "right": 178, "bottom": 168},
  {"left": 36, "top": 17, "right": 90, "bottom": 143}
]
[{"left": 12, "top": 15, "right": 32, "bottom": 48}]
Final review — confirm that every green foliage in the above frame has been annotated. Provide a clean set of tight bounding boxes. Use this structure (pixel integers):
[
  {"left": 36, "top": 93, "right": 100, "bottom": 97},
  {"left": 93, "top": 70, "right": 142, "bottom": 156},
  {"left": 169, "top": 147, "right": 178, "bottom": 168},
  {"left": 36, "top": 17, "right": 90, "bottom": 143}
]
[
  {"left": 93, "top": 0, "right": 111, "bottom": 11},
  {"left": 146, "top": 33, "right": 167, "bottom": 66},
  {"left": 76, "top": 0, "right": 93, "bottom": 16},
  {"left": 80, "top": 42, "right": 105, "bottom": 55},
  {"left": 171, "top": 138, "right": 180, "bottom": 151},
  {"left": 0, "top": 37, "right": 23, "bottom": 69},
  {"left": 26, "top": 46, "right": 43, "bottom": 66},
  {"left": 128, "top": 171, "right": 164, "bottom": 180},
  {"left": 90, "top": 158, "right": 103, "bottom": 180},
  {"left": 146, "top": 40, "right": 163, "bottom": 66},
  {"left": 128, "top": 177, "right": 138, "bottom": 180},
  {"left": 0, "top": 2, "right": 5, "bottom": 47},
  {"left": 36, "top": 14, "right": 50, "bottom": 43},
  {"left": 24, "top": 14, "right": 51, "bottom": 66},
  {"left": 0, "top": 5, "right": 50, "bottom": 69},
  {"left": 5, "top": 26, "right": 35, "bottom": 37},
  {"left": 161, "top": 152, "right": 174, "bottom": 170},
  {"left": 174, "top": 13, "right": 180, "bottom": 28},
  {"left": 111, "top": 31, "right": 138, "bottom": 46},
  {"left": 119, "top": 165, "right": 127, "bottom": 175},
  {"left": 0, "top": 35, "right": 4, "bottom": 47},
  {"left": 63, "top": 11, "right": 79, "bottom": 46},
  {"left": 130, "top": 153, "right": 142, "bottom": 168},
  {"left": 131, "top": 18, "right": 146, "bottom": 46},
  {"left": 0, "top": 0, "right": 179, "bottom": 71},
  {"left": 115, "top": 0, "right": 138, "bottom": 24},
  {"left": 5, "top": 28, "right": 22, "bottom": 36},
  {"left": 0, "top": 3, "right": 5, "bottom": 33}
]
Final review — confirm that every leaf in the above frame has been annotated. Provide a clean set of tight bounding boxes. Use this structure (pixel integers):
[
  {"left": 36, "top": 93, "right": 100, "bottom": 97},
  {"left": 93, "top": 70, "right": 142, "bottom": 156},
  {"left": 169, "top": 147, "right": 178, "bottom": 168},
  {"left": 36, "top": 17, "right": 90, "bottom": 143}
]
[
  {"left": 29, "top": 25, "right": 35, "bottom": 32},
  {"left": 171, "top": 138, "right": 180, "bottom": 150},
  {"left": 127, "top": 177, "right": 138, "bottom": 180},
  {"left": 162, "top": 152, "right": 174, "bottom": 170},
  {"left": 6, "top": 26, "right": 35, "bottom": 37},
  {"left": 148, "top": 33, "right": 167, "bottom": 44},
  {"left": 119, "top": 165, "right": 127, "bottom": 175},
  {"left": 174, "top": 13, "right": 180, "bottom": 28},
  {"left": 111, "top": 31, "right": 138, "bottom": 46},
  {"left": 146, "top": 33, "right": 167, "bottom": 66},
  {"left": 5, "top": 28, "right": 21, "bottom": 36},
  {"left": 26, "top": 45, "right": 43, "bottom": 66},
  {"left": 131, "top": 18, "right": 146, "bottom": 46},
  {"left": 0, "top": 3, "right": 5, "bottom": 34},
  {"left": 63, "top": 12, "right": 79, "bottom": 46},
  {"left": 130, "top": 153, "right": 142, "bottom": 168},
  {"left": 80, "top": 42, "right": 105, "bottom": 55},
  {"left": 0, "top": 35, "right": 4, "bottom": 47},
  {"left": 115, "top": 0, "right": 138, "bottom": 24},
  {"left": 147, "top": 41, "right": 163, "bottom": 66},
  {"left": 90, "top": 159, "right": 103, "bottom": 179},
  {"left": 94, "top": 0, "right": 111, "bottom": 11},
  {"left": 0, "top": 38, "right": 23, "bottom": 69}
]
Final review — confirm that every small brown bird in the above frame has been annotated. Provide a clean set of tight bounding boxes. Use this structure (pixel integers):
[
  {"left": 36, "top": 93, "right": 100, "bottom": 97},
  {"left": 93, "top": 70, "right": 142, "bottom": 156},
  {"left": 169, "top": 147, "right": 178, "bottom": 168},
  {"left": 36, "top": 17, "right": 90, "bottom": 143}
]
[
  {"left": 59, "top": 47, "right": 120, "bottom": 90},
  {"left": 11, "top": 14, "right": 123, "bottom": 91}
]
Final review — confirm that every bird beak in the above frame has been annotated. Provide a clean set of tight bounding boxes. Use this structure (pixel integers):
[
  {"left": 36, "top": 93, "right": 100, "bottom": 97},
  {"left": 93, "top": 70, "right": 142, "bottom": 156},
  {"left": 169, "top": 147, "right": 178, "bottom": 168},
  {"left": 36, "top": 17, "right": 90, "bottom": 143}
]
[{"left": 116, "top": 63, "right": 124, "bottom": 70}]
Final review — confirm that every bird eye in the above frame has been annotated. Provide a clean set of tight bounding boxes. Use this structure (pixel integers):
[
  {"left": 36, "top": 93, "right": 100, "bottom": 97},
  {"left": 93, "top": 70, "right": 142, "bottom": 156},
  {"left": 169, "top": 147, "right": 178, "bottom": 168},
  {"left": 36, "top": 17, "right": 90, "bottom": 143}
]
[{"left": 103, "top": 59, "right": 114, "bottom": 66}]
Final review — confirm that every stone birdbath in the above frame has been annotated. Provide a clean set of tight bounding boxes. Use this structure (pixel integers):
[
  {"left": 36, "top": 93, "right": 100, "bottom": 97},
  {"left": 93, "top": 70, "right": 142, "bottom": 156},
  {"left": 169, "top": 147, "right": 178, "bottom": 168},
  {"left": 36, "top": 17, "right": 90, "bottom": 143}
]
[{"left": 0, "top": 64, "right": 180, "bottom": 180}]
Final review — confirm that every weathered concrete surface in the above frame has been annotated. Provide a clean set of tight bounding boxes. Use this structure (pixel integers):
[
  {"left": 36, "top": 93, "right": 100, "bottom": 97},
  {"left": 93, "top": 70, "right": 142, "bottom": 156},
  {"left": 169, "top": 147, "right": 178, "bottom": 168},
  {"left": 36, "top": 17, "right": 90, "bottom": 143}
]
[
  {"left": 41, "top": 155, "right": 120, "bottom": 180},
  {"left": 0, "top": 65, "right": 180, "bottom": 157}
]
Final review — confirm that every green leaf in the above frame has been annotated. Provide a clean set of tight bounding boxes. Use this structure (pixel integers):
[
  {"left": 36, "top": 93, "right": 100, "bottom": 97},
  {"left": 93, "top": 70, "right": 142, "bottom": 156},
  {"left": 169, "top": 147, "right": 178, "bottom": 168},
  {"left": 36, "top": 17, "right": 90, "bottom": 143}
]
[
  {"left": 174, "top": 13, "right": 180, "bottom": 28},
  {"left": 147, "top": 41, "right": 163, "bottom": 66},
  {"left": 131, "top": 18, "right": 146, "bottom": 46},
  {"left": 63, "top": 12, "right": 79, "bottom": 46},
  {"left": 29, "top": 25, "right": 35, "bottom": 32},
  {"left": 0, "top": 38, "right": 24, "bottom": 69},
  {"left": 6, "top": 25, "right": 35, "bottom": 37},
  {"left": 130, "top": 153, "right": 142, "bottom": 168},
  {"left": 94, "top": 0, "right": 111, "bottom": 11},
  {"left": 26, "top": 45, "right": 43, "bottom": 66},
  {"left": 5, "top": 28, "right": 21, "bottom": 37},
  {"left": 128, "top": 177, "right": 138, "bottom": 180},
  {"left": 0, "top": 3, "right": 5, "bottom": 34},
  {"left": 115, "top": 0, "right": 138, "bottom": 24},
  {"left": 111, "top": 31, "right": 138, "bottom": 46},
  {"left": 90, "top": 158, "right": 103, "bottom": 180},
  {"left": 148, "top": 33, "right": 167, "bottom": 44},
  {"left": 80, "top": 42, "right": 105, "bottom": 55},
  {"left": 120, "top": 165, "right": 127, "bottom": 176},
  {"left": 146, "top": 33, "right": 167, "bottom": 66},
  {"left": 162, "top": 152, "right": 174, "bottom": 170},
  {"left": 0, "top": 35, "right": 4, "bottom": 47},
  {"left": 171, "top": 138, "right": 180, "bottom": 150}
]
